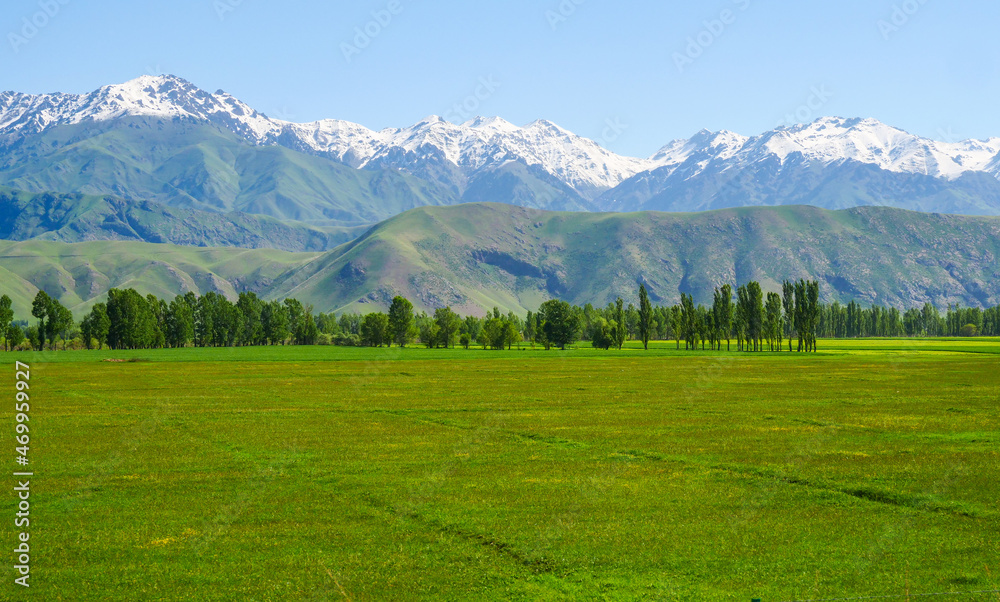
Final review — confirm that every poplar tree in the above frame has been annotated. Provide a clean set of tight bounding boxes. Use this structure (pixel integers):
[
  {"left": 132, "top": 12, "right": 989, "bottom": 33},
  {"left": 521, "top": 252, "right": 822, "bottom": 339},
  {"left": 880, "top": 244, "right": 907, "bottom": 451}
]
[
  {"left": 0, "top": 295, "right": 13, "bottom": 351},
  {"left": 782, "top": 280, "right": 795, "bottom": 351},
  {"left": 638, "top": 284, "right": 653, "bottom": 350},
  {"left": 613, "top": 297, "right": 627, "bottom": 350}
]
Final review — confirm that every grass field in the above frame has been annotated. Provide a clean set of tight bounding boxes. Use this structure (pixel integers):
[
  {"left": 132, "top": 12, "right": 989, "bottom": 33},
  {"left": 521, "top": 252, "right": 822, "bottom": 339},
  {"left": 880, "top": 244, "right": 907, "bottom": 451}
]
[{"left": 3, "top": 339, "right": 999, "bottom": 600}]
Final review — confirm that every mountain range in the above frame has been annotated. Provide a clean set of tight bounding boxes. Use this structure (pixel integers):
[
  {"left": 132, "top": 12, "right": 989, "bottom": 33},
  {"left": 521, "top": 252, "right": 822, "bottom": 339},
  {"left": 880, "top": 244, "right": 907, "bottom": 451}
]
[
  {"left": 2, "top": 75, "right": 1000, "bottom": 316},
  {"left": 2, "top": 203, "right": 998, "bottom": 318},
  {"left": 3, "top": 75, "right": 1000, "bottom": 243}
]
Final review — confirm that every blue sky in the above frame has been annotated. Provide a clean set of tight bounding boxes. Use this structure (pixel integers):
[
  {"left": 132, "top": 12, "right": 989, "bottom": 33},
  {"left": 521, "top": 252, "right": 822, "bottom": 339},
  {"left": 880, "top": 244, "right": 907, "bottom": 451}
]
[{"left": 4, "top": 0, "right": 999, "bottom": 157}]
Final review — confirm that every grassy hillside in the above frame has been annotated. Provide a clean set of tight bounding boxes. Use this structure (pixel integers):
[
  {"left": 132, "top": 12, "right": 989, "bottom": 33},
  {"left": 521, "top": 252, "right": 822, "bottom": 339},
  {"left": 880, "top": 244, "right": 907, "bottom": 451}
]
[
  {"left": 0, "top": 238, "right": 320, "bottom": 316},
  {"left": 3, "top": 203, "right": 1000, "bottom": 317},
  {"left": 269, "top": 203, "right": 1000, "bottom": 314},
  {"left": 0, "top": 187, "right": 365, "bottom": 251}
]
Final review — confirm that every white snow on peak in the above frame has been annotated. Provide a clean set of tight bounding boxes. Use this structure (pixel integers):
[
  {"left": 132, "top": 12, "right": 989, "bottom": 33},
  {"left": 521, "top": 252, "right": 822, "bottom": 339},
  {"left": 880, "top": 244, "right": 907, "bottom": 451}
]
[
  {"left": 648, "top": 117, "right": 1000, "bottom": 181},
  {"left": 288, "top": 114, "right": 651, "bottom": 191},
  {"left": 651, "top": 129, "right": 749, "bottom": 166},
  {"left": 3, "top": 76, "right": 1000, "bottom": 194},
  {"left": 0, "top": 74, "right": 280, "bottom": 142}
]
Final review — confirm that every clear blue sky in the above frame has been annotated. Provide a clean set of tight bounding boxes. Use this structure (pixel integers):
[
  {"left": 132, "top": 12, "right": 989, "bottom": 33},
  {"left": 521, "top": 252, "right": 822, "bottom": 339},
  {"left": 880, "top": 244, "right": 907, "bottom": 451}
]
[{"left": 3, "top": 0, "right": 998, "bottom": 158}]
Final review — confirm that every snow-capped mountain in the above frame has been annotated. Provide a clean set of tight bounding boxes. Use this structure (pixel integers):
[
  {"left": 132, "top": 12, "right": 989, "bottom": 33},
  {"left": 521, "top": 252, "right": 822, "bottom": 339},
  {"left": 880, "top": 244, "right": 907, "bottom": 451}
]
[
  {"left": 284, "top": 115, "right": 651, "bottom": 196},
  {"left": 647, "top": 117, "right": 1000, "bottom": 182},
  {"left": 3, "top": 74, "right": 1000, "bottom": 219},
  {"left": 0, "top": 75, "right": 648, "bottom": 199},
  {"left": 599, "top": 117, "right": 1000, "bottom": 215},
  {"left": 0, "top": 75, "right": 278, "bottom": 142}
]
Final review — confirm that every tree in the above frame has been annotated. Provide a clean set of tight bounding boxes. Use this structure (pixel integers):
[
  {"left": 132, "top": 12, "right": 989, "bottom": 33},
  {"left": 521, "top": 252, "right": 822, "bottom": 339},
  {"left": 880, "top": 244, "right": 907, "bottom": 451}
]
[
  {"left": 262, "top": 300, "right": 289, "bottom": 345},
  {"left": 670, "top": 305, "right": 683, "bottom": 350},
  {"left": 463, "top": 315, "right": 483, "bottom": 345},
  {"left": 480, "top": 315, "right": 506, "bottom": 350},
  {"left": 388, "top": 296, "right": 415, "bottom": 347},
  {"left": 806, "top": 280, "right": 820, "bottom": 352},
  {"left": 53, "top": 303, "right": 74, "bottom": 350},
  {"left": 745, "top": 281, "right": 764, "bottom": 352},
  {"left": 765, "top": 292, "right": 783, "bottom": 352},
  {"left": 711, "top": 286, "right": 734, "bottom": 352},
  {"left": 434, "top": 307, "right": 463, "bottom": 349},
  {"left": 7, "top": 324, "right": 24, "bottom": 350},
  {"left": 638, "top": 285, "right": 653, "bottom": 350},
  {"left": 31, "top": 290, "right": 52, "bottom": 350},
  {"left": 237, "top": 292, "right": 264, "bottom": 346},
  {"left": 338, "top": 313, "right": 361, "bottom": 336},
  {"left": 215, "top": 296, "right": 241, "bottom": 347},
  {"left": 283, "top": 299, "right": 317, "bottom": 345},
  {"left": 26, "top": 325, "right": 42, "bottom": 351},
  {"left": 195, "top": 293, "right": 216, "bottom": 347},
  {"left": 591, "top": 317, "right": 615, "bottom": 349},
  {"left": 360, "top": 313, "right": 390, "bottom": 347},
  {"left": 782, "top": 280, "right": 796, "bottom": 351},
  {"left": 0, "top": 295, "right": 13, "bottom": 351},
  {"left": 533, "top": 312, "right": 550, "bottom": 350},
  {"left": 92, "top": 303, "right": 111, "bottom": 349},
  {"left": 613, "top": 297, "right": 627, "bottom": 350},
  {"left": 419, "top": 319, "right": 440, "bottom": 348},
  {"left": 720, "top": 284, "right": 733, "bottom": 351},
  {"left": 106, "top": 288, "right": 158, "bottom": 350},
  {"left": 680, "top": 293, "right": 697, "bottom": 350},
  {"left": 538, "top": 299, "right": 580, "bottom": 350},
  {"left": 165, "top": 297, "right": 194, "bottom": 348},
  {"left": 503, "top": 316, "right": 521, "bottom": 350}
]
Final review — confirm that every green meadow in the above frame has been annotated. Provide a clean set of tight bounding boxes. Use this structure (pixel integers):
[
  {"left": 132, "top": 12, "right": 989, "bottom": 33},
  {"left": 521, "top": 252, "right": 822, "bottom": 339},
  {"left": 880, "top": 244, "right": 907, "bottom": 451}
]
[{"left": 3, "top": 339, "right": 999, "bottom": 600}]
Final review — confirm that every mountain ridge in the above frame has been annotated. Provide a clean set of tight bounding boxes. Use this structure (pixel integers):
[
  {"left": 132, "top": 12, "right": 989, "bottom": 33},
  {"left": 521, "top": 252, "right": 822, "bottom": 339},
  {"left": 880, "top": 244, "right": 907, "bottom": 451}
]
[
  {"left": 5, "top": 75, "right": 1000, "bottom": 219},
  {"left": 2, "top": 203, "right": 998, "bottom": 319}
]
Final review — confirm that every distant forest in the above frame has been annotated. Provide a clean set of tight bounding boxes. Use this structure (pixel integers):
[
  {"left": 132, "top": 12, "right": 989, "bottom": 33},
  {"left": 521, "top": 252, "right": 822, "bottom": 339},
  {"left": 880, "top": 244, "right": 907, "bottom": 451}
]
[{"left": 2, "top": 279, "right": 999, "bottom": 352}]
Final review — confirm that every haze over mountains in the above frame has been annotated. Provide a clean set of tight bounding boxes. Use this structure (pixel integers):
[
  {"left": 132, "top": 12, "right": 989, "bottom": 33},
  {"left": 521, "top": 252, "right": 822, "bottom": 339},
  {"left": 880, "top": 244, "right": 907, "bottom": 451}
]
[{"left": 3, "top": 75, "right": 1000, "bottom": 315}]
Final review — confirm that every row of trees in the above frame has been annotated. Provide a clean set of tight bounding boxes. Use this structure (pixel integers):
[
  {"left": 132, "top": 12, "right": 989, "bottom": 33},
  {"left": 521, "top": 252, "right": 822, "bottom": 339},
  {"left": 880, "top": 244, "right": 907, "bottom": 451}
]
[
  {"left": 2, "top": 282, "right": 1000, "bottom": 352},
  {"left": 817, "top": 301, "right": 1000, "bottom": 338}
]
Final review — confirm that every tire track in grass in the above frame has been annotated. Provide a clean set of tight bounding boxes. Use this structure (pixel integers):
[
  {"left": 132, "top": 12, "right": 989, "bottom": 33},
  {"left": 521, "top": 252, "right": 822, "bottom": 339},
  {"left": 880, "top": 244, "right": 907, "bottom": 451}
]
[
  {"left": 371, "top": 409, "right": 588, "bottom": 449},
  {"left": 359, "top": 492, "right": 561, "bottom": 575},
  {"left": 376, "top": 409, "right": 991, "bottom": 520}
]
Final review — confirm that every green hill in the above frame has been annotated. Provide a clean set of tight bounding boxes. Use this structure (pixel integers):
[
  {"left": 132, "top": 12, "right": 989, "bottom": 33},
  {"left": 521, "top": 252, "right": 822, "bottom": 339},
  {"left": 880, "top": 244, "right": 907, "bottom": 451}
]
[
  {"left": 264, "top": 203, "right": 1000, "bottom": 314},
  {"left": 0, "top": 188, "right": 365, "bottom": 251},
  {"left": 3, "top": 203, "right": 1000, "bottom": 318},
  {"left": 0, "top": 239, "right": 320, "bottom": 317}
]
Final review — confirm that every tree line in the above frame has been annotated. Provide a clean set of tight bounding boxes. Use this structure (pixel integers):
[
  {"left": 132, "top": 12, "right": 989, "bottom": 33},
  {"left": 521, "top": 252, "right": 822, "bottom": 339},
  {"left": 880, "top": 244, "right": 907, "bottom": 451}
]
[{"left": 1, "top": 280, "right": 998, "bottom": 352}]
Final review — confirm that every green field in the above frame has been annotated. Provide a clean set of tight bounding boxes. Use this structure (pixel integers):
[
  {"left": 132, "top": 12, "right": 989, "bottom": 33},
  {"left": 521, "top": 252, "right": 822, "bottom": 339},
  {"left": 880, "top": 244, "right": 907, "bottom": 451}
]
[{"left": 3, "top": 339, "right": 999, "bottom": 600}]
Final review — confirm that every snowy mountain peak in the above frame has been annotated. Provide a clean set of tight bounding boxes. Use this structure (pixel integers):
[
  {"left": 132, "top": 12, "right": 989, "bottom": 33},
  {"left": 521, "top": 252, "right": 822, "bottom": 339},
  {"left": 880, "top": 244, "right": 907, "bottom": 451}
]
[
  {"left": 758, "top": 116, "right": 1000, "bottom": 178},
  {"left": 650, "top": 117, "right": 1000, "bottom": 181},
  {"left": 3, "top": 76, "right": 1000, "bottom": 201},
  {"left": 0, "top": 74, "right": 278, "bottom": 141}
]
